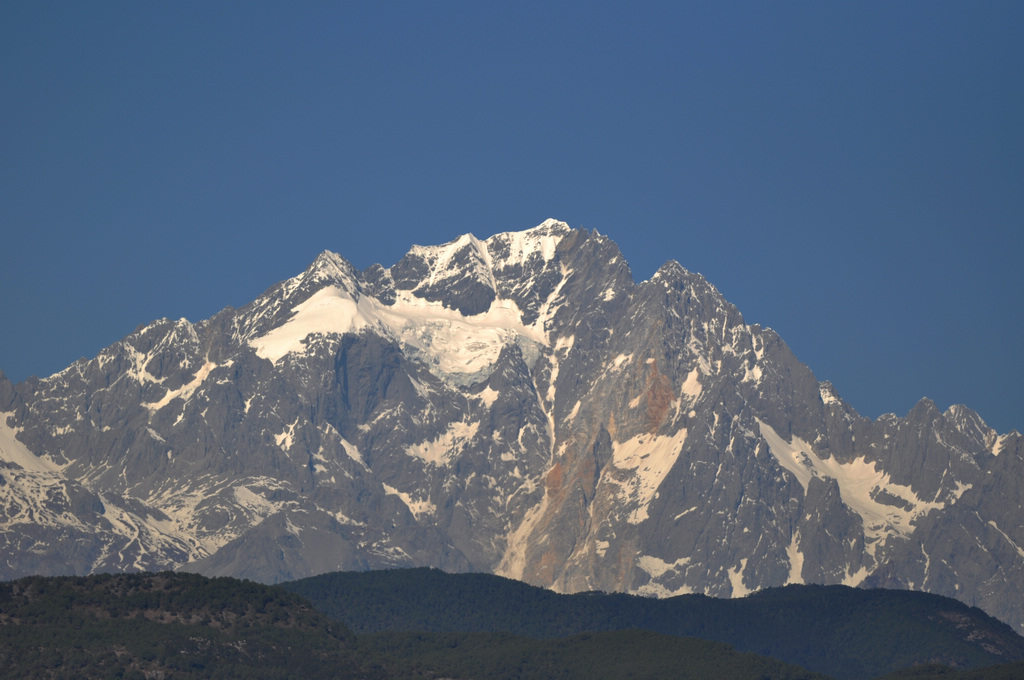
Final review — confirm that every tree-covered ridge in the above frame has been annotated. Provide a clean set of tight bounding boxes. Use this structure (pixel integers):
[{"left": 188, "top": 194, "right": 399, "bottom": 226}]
[
  {"left": 0, "top": 571, "right": 367, "bottom": 679},
  {"left": 282, "top": 568, "right": 1024, "bottom": 680},
  {"left": 1, "top": 571, "right": 344, "bottom": 632},
  {"left": 359, "top": 629, "right": 830, "bottom": 680},
  {"left": 3, "top": 570, "right": 1023, "bottom": 680},
  {"left": 873, "top": 662, "right": 1024, "bottom": 680},
  {"left": 0, "top": 571, "right": 825, "bottom": 680}
]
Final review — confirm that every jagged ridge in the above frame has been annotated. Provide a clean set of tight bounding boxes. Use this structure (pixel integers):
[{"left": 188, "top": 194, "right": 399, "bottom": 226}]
[{"left": 1, "top": 220, "right": 1022, "bottom": 636}]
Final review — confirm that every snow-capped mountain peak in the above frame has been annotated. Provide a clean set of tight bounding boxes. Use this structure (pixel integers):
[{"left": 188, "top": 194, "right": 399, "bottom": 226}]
[
  {"left": 246, "top": 222, "right": 573, "bottom": 381},
  {"left": 2, "top": 220, "right": 1022, "bottom": 637},
  {"left": 485, "top": 218, "right": 570, "bottom": 268}
]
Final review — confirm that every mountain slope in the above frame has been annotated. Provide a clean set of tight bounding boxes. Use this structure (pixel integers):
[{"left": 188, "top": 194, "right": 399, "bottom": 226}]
[
  {"left": 1, "top": 219, "right": 1022, "bottom": 634},
  {"left": 0, "top": 571, "right": 367, "bottom": 679},
  {"left": 282, "top": 567, "right": 1024, "bottom": 680},
  {"left": 359, "top": 629, "right": 830, "bottom": 680},
  {"left": 0, "top": 572, "right": 829, "bottom": 680}
]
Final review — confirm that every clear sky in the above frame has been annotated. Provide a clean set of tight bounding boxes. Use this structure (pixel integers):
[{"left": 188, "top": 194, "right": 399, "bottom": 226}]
[{"left": 2, "top": 2, "right": 1022, "bottom": 433}]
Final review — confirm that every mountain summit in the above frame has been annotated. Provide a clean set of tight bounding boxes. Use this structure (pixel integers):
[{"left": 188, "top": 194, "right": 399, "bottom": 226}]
[{"left": 2, "top": 220, "right": 1022, "bottom": 633}]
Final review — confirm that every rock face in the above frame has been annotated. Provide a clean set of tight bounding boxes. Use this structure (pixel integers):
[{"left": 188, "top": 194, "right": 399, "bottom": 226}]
[{"left": 2, "top": 220, "right": 1022, "bottom": 633}]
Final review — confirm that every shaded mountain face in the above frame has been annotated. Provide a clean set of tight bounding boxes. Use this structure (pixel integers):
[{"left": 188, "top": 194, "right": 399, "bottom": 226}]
[
  {"left": 1, "top": 220, "right": 1022, "bottom": 633},
  {"left": 280, "top": 568, "right": 1024, "bottom": 680}
]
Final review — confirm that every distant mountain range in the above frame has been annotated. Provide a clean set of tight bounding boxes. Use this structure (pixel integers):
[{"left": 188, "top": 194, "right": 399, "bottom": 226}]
[{"left": 1, "top": 220, "right": 1022, "bottom": 635}]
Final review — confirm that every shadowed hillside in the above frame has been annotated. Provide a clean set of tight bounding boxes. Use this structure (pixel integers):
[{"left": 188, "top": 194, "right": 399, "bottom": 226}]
[
  {"left": 282, "top": 568, "right": 1024, "bottom": 680},
  {"left": 0, "top": 571, "right": 826, "bottom": 680}
]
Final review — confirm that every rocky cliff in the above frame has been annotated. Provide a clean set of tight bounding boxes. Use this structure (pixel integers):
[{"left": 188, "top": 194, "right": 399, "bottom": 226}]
[{"left": 2, "top": 220, "right": 1021, "bottom": 633}]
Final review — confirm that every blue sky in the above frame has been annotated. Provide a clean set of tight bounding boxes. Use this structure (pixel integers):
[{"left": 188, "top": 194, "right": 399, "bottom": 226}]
[{"left": 2, "top": 2, "right": 1022, "bottom": 433}]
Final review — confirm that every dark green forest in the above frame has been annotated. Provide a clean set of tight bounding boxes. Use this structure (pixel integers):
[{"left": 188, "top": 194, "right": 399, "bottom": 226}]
[
  {"left": 0, "top": 572, "right": 366, "bottom": 679},
  {"left": 1, "top": 570, "right": 1022, "bottom": 680},
  {"left": 282, "top": 568, "right": 1024, "bottom": 680},
  {"left": 359, "top": 628, "right": 829, "bottom": 680}
]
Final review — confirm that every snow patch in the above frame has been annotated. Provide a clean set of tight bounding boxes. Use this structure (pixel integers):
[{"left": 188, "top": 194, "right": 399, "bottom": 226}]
[
  {"left": 610, "top": 427, "right": 689, "bottom": 524},
  {"left": 554, "top": 334, "right": 575, "bottom": 353},
  {"left": 252, "top": 287, "right": 371, "bottom": 361},
  {"left": 0, "top": 414, "right": 61, "bottom": 473},
  {"left": 843, "top": 566, "right": 871, "bottom": 587},
  {"left": 94, "top": 494, "right": 203, "bottom": 570},
  {"left": 673, "top": 506, "right": 698, "bottom": 521},
  {"left": 785, "top": 532, "right": 804, "bottom": 584},
  {"left": 728, "top": 559, "right": 751, "bottom": 597},
  {"left": 485, "top": 219, "right": 567, "bottom": 268},
  {"left": 383, "top": 483, "right": 436, "bottom": 519},
  {"left": 330, "top": 510, "right": 363, "bottom": 526},
  {"left": 991, "top": 433, "right": 1012, "bottom": 456},
  {"left": 478, "top": 386, "right": 500, "bottom": 408},
  {"left": 757, "top": 419, "right": 958, "bottom": 553},
  {"left": 339, "top": 437, "right": 366, "bottom": 467},
  {"left": 233, "top": 486, "right": 279, "bottom": 521},
  {"left": 681, "top": 369, "right": 701, "bottom": 399},
  {"left": 145, "top": 361, "right": 219, "bottom": 412},
  {"left": 637, "top": 554, "right": 690, "bottom": 578},
  {"left": 496, "top": 479, "right": 551, "bottom": 580},
  {"left": 275, "top": 422, "right": 296, "bottom": 451},
  {"left": 820, "top": 384, "right": 841, "bottom": 406},
  {"left": 250, "top": 280, "right": 547, "bottom": 386},
  {"left": 405, "top": 420, "right": 480, "bottom": 465},
  {"left": 396, "top": 295, "right": 544, "bottom": 378},
  {"left": 409, "top": 232, "right": 497, "bottom": 291},
  {"left": 636, "top": 554, "right": 694, "bottom": 597},
  {"left": 988, "top": 520, "right": 1024, "bottom": 559}
]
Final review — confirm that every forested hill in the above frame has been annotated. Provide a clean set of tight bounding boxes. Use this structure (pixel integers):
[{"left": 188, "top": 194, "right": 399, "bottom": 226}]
[
  {"left": 0, "top": 571, "right": 825, "bottom": 680},
  {"left": 3, "top": 570, "right": 1023, "bottom": 680},
  {"left": 281, "top": 568, "right": 1024, "bottom": 680},
  {"left": 0, "top": 572, "right": 366, "bottom": 679}
]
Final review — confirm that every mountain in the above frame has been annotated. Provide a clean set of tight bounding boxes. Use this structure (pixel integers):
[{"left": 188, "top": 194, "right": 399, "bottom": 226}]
[
  {"left": 1, "top": 219, "right": 1022, "bottom": 635},
  {"left": 281, "top": 567, "right": 1024, "bottom": 680}
]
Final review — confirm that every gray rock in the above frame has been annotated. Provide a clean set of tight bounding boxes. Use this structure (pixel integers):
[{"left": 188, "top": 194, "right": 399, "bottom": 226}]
[{"left": 2, "top": 219, "right": 1021, "bottom": 636}]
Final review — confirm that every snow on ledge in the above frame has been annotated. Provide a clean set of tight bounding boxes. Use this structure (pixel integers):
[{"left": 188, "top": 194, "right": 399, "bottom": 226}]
[
  {"left": 250, "top": 281, "right": 550, "bottom": 382},
  {"left": 0, "top": 413, "right": 63, "bottom": 474},
  {"left": 610, "top": 427, "right": 689, "bottom": 524},
  {"left": 756, "top": 419, "right": 958, "bottom": 547}
]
